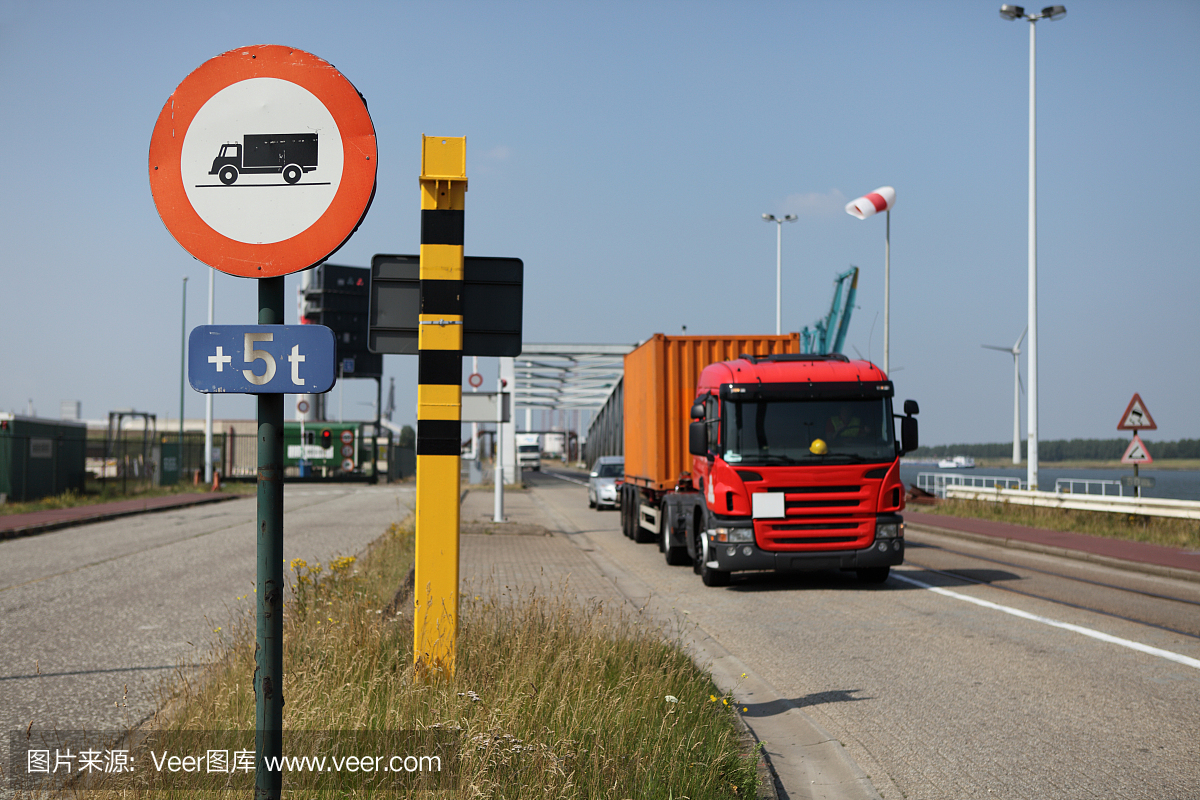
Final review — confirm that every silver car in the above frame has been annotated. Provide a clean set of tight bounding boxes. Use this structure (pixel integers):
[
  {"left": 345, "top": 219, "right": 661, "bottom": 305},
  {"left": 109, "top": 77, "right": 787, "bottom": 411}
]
[{"left": 587, "top": 456, "right": 623, "bottom": 510}]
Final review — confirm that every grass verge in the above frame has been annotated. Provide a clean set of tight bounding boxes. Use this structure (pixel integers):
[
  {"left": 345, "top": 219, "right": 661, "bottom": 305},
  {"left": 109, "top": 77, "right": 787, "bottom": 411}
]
[
  {"left": 74, "top": 518, "right": 758, "bottom": 798},
  {"left": 916, "top": 498, "right": 1200, "bottom": 550}
]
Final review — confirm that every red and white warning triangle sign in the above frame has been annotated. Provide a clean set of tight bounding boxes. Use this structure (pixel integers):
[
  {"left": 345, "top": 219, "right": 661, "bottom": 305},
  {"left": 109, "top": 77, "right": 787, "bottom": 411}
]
[
  {"left": 1121, "top": 435, "right": 1154, "bottom": 464},
  {"left": 1117, "top": 393, "right": 1157, "bottom": 431}
]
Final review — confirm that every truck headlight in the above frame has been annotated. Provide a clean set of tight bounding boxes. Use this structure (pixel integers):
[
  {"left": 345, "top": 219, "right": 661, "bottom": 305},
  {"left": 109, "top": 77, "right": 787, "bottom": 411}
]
[
  {"left": 876, "top": 522, "right": 903, "bottom": 539},
  {"left": 712, "top": 527, "right": 754, "bottom": 543}
]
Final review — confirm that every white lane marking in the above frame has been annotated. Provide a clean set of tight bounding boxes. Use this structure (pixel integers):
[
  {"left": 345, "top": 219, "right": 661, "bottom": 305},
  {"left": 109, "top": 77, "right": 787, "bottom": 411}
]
[
  {"left": 892, "top": 570, "right": 1200, "bottom": 671},
  {"left": 544, "top": 471, "right": 589, "bottom": 487}
]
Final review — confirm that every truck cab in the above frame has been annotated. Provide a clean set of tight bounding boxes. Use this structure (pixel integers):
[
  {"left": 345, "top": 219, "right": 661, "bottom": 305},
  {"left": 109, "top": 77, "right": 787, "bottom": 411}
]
[
  {"left": 517, "top": 434, "right": 542, "bottom": 472},
  {"left": 686, "top": 353, "right": 918, "bottom": 585}
]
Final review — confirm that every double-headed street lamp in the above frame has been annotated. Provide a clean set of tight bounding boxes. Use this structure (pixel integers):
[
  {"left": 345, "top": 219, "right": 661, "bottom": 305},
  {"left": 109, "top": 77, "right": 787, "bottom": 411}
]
[
  {"left": 762, "top": 213, "right": 797, "bottom": 335},
  {"left": 999, "top": 4, "right": 1066, "bottom": 491}
]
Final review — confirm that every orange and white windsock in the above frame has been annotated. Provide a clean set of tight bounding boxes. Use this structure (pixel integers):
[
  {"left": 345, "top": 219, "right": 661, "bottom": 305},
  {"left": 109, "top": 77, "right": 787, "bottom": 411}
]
[{"left": 845, "top": 186, "right": 896, "bottom": 219}]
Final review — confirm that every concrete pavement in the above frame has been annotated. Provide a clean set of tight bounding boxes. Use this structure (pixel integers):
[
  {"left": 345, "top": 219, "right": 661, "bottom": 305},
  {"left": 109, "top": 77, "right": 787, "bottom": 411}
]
[{"left": 499, "top": 470, "right": 1200, "bottom": 800}]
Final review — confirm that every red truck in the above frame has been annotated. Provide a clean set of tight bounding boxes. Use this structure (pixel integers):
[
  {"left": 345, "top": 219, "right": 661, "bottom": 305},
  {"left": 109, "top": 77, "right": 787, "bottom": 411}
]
[{"left": 601, "top": 334, "right": 918, "bottom": 586}]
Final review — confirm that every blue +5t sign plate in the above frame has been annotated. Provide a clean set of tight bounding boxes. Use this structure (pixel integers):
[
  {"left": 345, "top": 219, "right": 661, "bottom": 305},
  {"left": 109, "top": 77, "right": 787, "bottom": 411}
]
[{"left": 188, "top": 325, "right": 337, "bottom": 394}]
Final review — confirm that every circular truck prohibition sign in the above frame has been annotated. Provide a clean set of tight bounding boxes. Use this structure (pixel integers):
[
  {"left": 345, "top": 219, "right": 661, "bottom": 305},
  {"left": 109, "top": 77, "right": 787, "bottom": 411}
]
[
  {"left": 340, "top": 430, "right": 354, "bottom": 445},
  {"left": 149, "top": 45, "right": 377, "bottom": 278}
]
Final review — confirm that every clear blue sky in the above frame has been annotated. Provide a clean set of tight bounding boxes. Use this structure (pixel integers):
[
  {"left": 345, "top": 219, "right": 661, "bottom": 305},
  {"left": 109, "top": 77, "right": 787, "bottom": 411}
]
[{"left": 2, "top": 0, "right": 1197, "bottom": 447}]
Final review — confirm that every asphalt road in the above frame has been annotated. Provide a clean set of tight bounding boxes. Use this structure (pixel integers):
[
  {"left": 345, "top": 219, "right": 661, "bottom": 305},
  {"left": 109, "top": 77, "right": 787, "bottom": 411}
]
[
  {"left": 0, "top": 484, "right": 413, "bottom": 735},
  {"left": 529, "top": 467, "right": 1200, "bottom": 800}
]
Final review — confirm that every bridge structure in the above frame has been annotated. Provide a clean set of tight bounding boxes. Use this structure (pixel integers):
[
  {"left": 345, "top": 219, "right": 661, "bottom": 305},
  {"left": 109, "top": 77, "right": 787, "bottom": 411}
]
[{"left": 508, "top": 343, "right": 635, "bottom": 470}]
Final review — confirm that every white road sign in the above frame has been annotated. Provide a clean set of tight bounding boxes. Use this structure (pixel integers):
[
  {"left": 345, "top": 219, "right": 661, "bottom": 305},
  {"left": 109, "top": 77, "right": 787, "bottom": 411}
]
[
  {"left": 1117, "top": 393, "right": 1157, "bottom": 431},
  {"left": 1120, "top": 435, "right": 1153, "bottom": 465}
]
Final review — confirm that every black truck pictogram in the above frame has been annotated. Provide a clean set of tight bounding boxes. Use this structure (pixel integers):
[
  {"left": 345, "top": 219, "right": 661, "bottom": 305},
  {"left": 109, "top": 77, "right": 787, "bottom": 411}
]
[{"left": 209, "top": 133, "right": 318, "bottom": 185}]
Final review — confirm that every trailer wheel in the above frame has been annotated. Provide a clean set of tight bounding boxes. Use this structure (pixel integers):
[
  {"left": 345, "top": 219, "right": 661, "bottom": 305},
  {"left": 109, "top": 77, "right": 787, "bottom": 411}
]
[
  {"left": 282, "top": 164, "right": 302, "bottom": 184},
  {"left": 633, "top": 492, "right": 656, "bottom": 544},
  {"left": 219, "top": 165, "right": 238, "bottom": 185},
  {"left": 621, "top": 487, "right": 634, "bottom": 538}
]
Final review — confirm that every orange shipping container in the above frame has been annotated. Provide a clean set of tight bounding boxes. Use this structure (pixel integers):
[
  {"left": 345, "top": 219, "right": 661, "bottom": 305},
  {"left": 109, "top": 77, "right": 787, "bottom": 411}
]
[{"left": 622, "top": 333, "right": 800, "bottom": 492}]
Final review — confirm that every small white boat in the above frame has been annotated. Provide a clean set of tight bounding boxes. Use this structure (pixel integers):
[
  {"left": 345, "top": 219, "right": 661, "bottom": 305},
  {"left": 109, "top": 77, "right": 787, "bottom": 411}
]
[{"left": 937, "top": 455, "right": 976, "bottom": 469}]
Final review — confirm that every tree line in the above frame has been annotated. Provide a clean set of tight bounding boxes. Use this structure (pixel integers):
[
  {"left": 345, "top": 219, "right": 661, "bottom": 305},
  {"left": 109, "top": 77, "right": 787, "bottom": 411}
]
[{"left": 911, "top": 438, "right": 1200, "bottom": 461}]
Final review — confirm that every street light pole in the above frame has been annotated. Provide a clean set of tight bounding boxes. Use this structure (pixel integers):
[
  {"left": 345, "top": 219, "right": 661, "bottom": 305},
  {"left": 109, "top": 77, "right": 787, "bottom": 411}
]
[
  {"left": 762, "top": 213, "right": 797, "bottom": 335},
  {"left": 1000, "top": 4, "right": 1065, "bottom": 491},
  {"left": 1028, "top": 14, "right": 1038, "bottom": 491}
]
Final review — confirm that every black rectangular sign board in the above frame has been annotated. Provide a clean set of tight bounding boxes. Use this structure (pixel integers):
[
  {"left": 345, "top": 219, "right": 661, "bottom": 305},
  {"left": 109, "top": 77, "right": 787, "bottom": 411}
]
[
  {"left": 368, "top": 254, "right": 523, "bottom": 357},
  {"left": 304, "top": 264, "right": 382, "bottom": 378}
]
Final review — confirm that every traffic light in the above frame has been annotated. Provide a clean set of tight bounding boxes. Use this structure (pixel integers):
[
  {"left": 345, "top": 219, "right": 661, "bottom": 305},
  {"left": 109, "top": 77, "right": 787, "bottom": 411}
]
[{"left": 320, "top": 429, "right": 332, "bottom": 449}]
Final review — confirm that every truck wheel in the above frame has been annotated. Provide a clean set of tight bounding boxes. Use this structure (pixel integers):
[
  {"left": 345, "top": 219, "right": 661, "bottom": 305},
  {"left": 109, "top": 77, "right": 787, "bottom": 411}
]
[
  {"left": 621, "top": 488, "right": 634, "bottom": 538},
  {"left": 664, "top": 523, "right": 690, "bottom": 566},
  {"left": 219, "top": 166, "right": 238, "bottom": 185},
  {"left": 856, "top": 567, "right": 890, "bottom": 584},
  {"left": 282, "top": 164, "right": 302, "bottom": 184},
  {"left": 692, "top": 523, "right": 703, "bottom": 574},
  {"left": 698, "top": 536, "right": 730, "bottom": 586}
]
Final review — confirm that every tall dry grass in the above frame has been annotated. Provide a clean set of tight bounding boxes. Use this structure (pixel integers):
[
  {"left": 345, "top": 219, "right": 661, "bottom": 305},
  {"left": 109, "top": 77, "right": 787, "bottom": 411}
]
[{"left": 71, "top": 519, "right": 758, "bottom": 798}]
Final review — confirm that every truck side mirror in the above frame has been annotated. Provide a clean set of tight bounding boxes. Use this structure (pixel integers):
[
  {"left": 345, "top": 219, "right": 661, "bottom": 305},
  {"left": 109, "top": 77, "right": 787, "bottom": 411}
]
[
  {"left": 690, "top": 403, "right": 705, "bottom": 421},
  {"left": 688, "top": 421, "right": 708, "bottom": 456},
  {"left": 901, "top": 416, "right": 919, "bottom": 455},
  {"left": 904, "top": 399, "right": 919, "bottom": 416}
]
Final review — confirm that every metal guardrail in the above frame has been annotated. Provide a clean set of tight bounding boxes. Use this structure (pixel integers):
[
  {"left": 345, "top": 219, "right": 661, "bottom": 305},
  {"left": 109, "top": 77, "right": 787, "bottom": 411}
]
[
  {"left": 917, "top": 472, "right": 1025, "bottom": 499},
  {"left": 1054, "top": 478, "right": 1126, "bottom": 497},
  {"left": 944, "top": 486, "right": 1200, "bottom": 520}
]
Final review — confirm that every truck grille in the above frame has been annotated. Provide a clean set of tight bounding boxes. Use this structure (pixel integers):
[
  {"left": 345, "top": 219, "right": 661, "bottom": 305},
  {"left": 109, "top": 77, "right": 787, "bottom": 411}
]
[{"left": 755, "top": 484, "right": 874, "bottom": 550}]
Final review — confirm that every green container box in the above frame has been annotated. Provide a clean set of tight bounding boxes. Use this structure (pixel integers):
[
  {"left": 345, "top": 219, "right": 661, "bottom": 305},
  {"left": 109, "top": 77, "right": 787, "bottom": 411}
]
[{"left": 0, "top": 414, "right": 88, "bottom": 502}]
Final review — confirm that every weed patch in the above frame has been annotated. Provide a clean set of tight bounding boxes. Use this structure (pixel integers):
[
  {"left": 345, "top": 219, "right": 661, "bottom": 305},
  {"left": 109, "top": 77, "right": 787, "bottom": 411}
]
[{"left": 69, "top": 519, "right": 757, "bottom": 798}]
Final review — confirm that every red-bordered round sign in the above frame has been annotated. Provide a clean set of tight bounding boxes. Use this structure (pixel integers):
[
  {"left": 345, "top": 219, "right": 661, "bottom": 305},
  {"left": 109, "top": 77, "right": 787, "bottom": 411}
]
[
  {"left": 468, "top": 373, "right": 483, "bottom": 388},
  {"left": 149, "top": 45, "right": 377, "bottom": 278}
]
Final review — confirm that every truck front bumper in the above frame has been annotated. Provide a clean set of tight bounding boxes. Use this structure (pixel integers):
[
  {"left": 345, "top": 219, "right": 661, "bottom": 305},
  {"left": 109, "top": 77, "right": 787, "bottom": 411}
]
[{"left": 709, "top": 535, "right": 904, "bottom": 573}]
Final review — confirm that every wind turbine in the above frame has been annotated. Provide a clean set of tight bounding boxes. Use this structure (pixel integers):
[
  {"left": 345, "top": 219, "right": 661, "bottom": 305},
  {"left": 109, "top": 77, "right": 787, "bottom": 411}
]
[{"left": 982, "top": 327, "right": 1026, "bottom": 464}]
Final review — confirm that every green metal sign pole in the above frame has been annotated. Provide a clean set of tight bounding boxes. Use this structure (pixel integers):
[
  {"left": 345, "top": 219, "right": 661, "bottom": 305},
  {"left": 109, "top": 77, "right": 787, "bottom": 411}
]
[
  {"left": 180, "top": 276, "right": 187, "bottom": 477},
  {"left": 255, "top": 276, "right": 285, "bottom": 799}
]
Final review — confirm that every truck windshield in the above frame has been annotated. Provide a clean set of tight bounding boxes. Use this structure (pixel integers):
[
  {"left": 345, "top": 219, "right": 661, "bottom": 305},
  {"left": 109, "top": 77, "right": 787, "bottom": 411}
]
[
  {"left": 722, "top": 397, "right": 895, "bottom": 464},
  {"left": 518, "top": 445, "right": 540, "bottom": 453}
]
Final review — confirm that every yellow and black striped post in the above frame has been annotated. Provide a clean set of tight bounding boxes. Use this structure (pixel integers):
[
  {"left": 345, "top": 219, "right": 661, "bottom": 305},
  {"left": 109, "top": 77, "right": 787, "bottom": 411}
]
[{"left": 414, "top": 135, "right": 467, "bottom": 676}]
